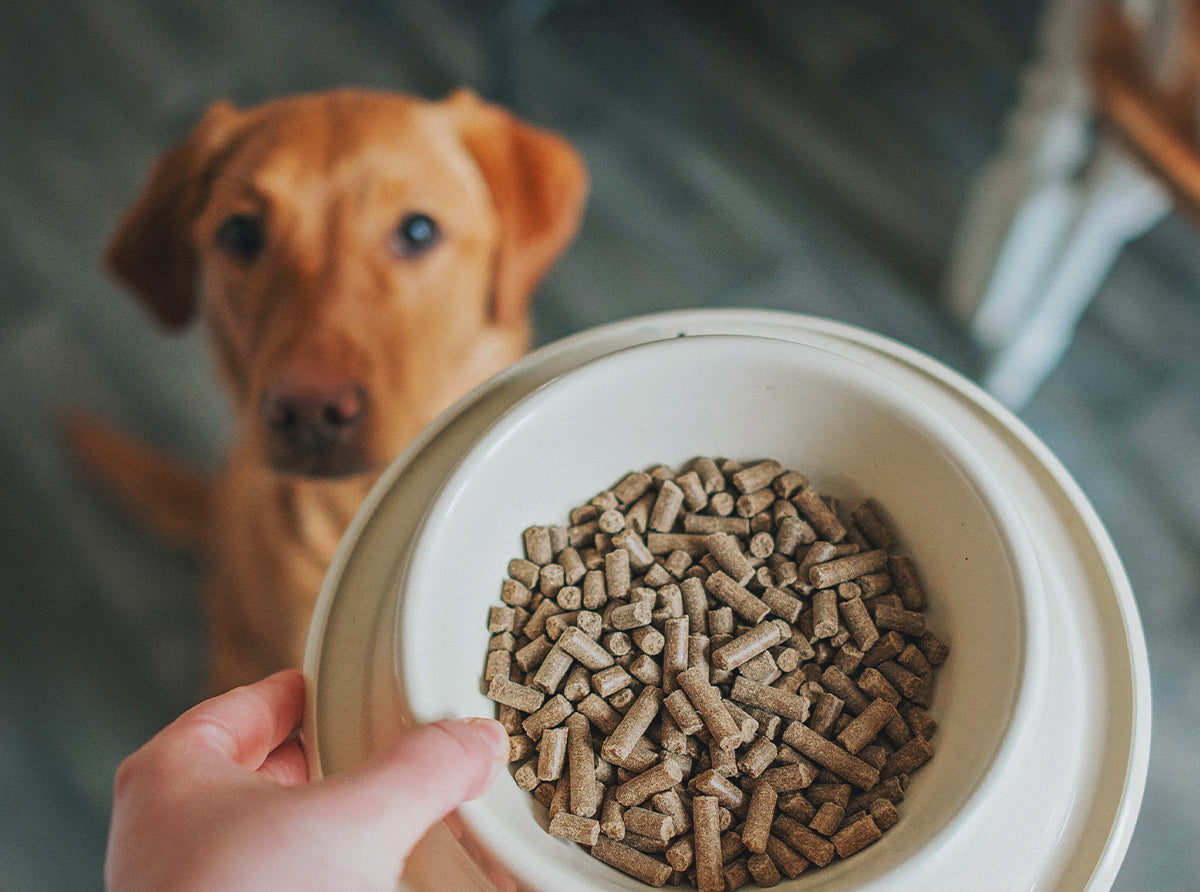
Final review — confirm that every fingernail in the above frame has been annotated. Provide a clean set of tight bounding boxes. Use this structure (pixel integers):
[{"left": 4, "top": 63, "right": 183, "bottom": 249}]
[{"left": 460, "top": 717, "right": 510, "bottom": 778}]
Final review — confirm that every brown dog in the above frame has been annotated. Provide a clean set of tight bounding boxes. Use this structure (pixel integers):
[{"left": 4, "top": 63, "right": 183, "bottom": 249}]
[{"left": 71, "top": 88, "right": 588, "bottom": 694}]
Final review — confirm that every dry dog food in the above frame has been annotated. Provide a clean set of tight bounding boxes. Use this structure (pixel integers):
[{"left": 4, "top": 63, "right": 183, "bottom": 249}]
[{"left": 483, "top": 458, "right": 949, "bottom": 889}]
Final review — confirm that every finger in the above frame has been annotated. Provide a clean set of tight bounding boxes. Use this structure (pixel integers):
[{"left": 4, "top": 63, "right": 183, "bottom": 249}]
[
  {"left": 162, "top": 669, "right": 307, "bottom": 770},
  {"left": 257, "top": 736, "right": 310, "bottom": 786},
  {"left": 328, "top": 717, "right": 509, "bottom": 853}
]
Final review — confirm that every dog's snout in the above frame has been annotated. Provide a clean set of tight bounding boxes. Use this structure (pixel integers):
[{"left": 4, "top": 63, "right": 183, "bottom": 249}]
[{"left": 260, "top": 374, "right": 371, "bottom": 478}]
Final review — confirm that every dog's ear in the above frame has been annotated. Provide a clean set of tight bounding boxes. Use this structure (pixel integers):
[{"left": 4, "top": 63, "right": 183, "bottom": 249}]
[
  {"left": 449, "top": 89, "right": 589, "bottom": 325},
  {"left": 105, "top": 101, "right": 244, "bottom": 330}
]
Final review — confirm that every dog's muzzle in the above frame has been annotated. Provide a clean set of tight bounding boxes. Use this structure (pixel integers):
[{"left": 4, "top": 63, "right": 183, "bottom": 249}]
[{"left": 260, "top": 379, "right": 372, "bottom": 478}]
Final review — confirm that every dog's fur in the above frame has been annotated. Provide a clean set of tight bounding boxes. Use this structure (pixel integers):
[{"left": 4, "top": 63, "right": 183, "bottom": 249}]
[{"left": 70, "top": 88, "right": 587, "bottom": 693}]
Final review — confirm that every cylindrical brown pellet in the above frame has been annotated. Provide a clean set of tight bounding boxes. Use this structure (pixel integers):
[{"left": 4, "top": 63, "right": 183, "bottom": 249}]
[
  {"left": 711, "top": 619, "right": 787, "bottom": 670},
  {"left": 662, "top": 616, "right": 690, "bottom": 693},
  {"left": 652, "top": 789, "right": 691, "bottom": 835},
  {"left": 741, "top": 782, "right": 777, "bottom": 853},
  {"left": 732, "top": 459, "right": 782, "bottom": 494},
  {"left": 839, "top": 597, "right": 879, "bottom": 651},
  {"left": 565, "top": 712, "right": 599, "bottom": 817},
  {"left": 837, "top": 697, "right": 898, "bottom": 755},
  {"left": 738, "top": 649, "right": 781, "bottom": 684},
  {"left": 605, "top": 547, "right": 631, "bottom": 600},
  {"left": 763, "top": 835, "right": 809, "bottom": 878},
  {"left": 522, "top": 694, "right": 572, "bottom": 740},
  {"left": 857, "top": 667, "right": 901, "bottom": 705},
  {"left": 676, "top": 470, "right": 708, "bottom": 510},
  {"left": 704, "top": 533, "right": 756, "bottom": 585},
  {"left": 679, "top": 577, "right": 709, "bottom": 636},
  {"left": 883, "top": 735, "right": 934, "bottom": 778},
  {"left": 737, "top": 735, "right": 779, "bottom": 779},
  {"left": 851, "top": 500, "right": 895, "bottom": 549},
  {"left": 704, "top": 571, "right": 771, "bottom": 624},
  {"left": 577, "top": 692, "right": 622, "bottom": 734},
  {"left": 523, "top": 598, "right": 563, "bottom": 641},
  {"left": 615, "top": 758, "right": 685, "bottom": 807},
  {"left": 486, "top": 675, "right": 545, "bottom": 712},
  {"left": 514, "top": 634, "right": 552, "bottom": 673},
  {"left": 820, "top": 665, "right": 871, "bottom": 715},
  {"left": 730, "top": 675, "right": 811, "bottom": 723},
  {"left": 508, "top": 557, "right": 540, "bottom": 589},
  {"left": 483, "top": 648, "right": 511, "bottom": 683},
  {"left": 747, "top": 851, "right": 781, "bottom": 887},
  {"left": 500, "top": 577, "right": 533, "bottom": 608},
  {"left": 601, "top": 787, "right": 626, "bottom": 839},
  {"left": 663, "top": 687, "right": 706, "bottom": 736},
  {"left": 792, "top": 487, "right": 846, "bottom": 543},
  {"left": 665, "top": 833, "right": 694, "bottom": 872},
  {"left": 513, "top": 757, "right": 540, "bottom": 791},
  {"left": 631, "top": 624, "right": 665, "bottom": 656},
  {"left": 888, "top": 554, "right": 927, "bottom": 610},
  {"left": 808, "top": 549, "right": 888, "bottom": 589},
  {"left": 692, "top": 795, "right": 723, "bottom": 892},
  {"left": 592, "top": 664, "right": 634, "bottom": 698},
  {"left": 869, "top": 797, "right": 900, "bottom": 831},
  {"left": 624, "top": 806, "right": 676, "bottom": 842},
  {"left": 548, "top": 811, "right": 600, "bottom": 845},
  {"left": 808, "top": 692, "right": 845, "bottom": 738},
  {"left": 831, "top": 814, "right": 882, "bottom": 858},
  {"left": 736, "top": 488, "right": 776, "bottom": 518},
  {"left": 675, "top": 665, "right": 743, "bottom": 750},
  {"left": 563, "top": 664, "right": 592, "bottom": 702},
  {"left": 812, "top": 588, "right": 839, "bottom": 639},
  {"left": 612, "top": 529, "right": 655, "bottom": 571},
  {"left": 770, "top": 813, "right": 835, "bottom": 867},
  {"left": 756, "top": 762, "right": 819, "bottom": 793},
  {"left": 582, "top": 569, "right": 607, "bottom": 610},
  {"left": 614, "top": 470, "right": 654, "bottom": 505},
  {"left": 874, "top": 601, "right": 927, "bottom": 638},
  {"left": 684, "top": 512, "right": 750, "bottom": 536},
  {"left": 693, "top": 768, "right": 747, "bottom": 812},
  {"left": 610, "top": 595, "right": 653, "bottom": 630},
  {"left": 557, "top": 626, "right": 615, "bottom": 670},
  {"left": 649, "top": 479, "right": 685, "bottom": 532},
  {"left": 808, "top": 801, "right": 846, "bottom": 837},
  {"left": 531, "top": 643, "right": 575, "bottom": 694},
  {"left": 523, "top": 525, "right": 553, "bottom": 564},
  {"left": 761, "top": 587, "right": 804, "bottom": 623},
  {"left": 782, "top": 721, "right": 880, "bottom": 791},
  {"left": 602, "top": 685, "right": 662, "bottom": 764},
  {"left": 687, "top": 456, "right": 723, "bottom": 492},
  {"left": 646, "top": 532, "right": 709, "bottom": 557},
  {"left": 590, "top": 835, "right": 672, "bottom": 887}
]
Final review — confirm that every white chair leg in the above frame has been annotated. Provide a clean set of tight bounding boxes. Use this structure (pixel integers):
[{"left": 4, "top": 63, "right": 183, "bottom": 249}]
[
  {"left": 944, "top": 0, "right": 1099, "bottom": 347},
  {"left": 979, "top": 143, "right": 1171, "bottom": 407}
]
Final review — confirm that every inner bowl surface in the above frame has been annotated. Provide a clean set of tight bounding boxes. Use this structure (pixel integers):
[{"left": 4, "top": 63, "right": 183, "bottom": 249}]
[{"left": 396, "top": 334, "right": 1040, "bottom": 890}]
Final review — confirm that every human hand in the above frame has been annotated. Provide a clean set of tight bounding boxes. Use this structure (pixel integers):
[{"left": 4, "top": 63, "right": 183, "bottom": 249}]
[{"left": 104, "top": 669, "right": 508, "bottom": 891}]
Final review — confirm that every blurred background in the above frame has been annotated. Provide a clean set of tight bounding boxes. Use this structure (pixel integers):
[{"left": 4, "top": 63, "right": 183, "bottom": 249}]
[{"left": 2, "top": 0, "right": 1197, "bottom": 888}]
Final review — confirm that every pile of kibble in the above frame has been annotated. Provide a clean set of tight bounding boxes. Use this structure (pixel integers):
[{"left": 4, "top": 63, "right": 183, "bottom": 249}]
[{"left": 482, "top": 457, "right": 949, "bottom": 890}]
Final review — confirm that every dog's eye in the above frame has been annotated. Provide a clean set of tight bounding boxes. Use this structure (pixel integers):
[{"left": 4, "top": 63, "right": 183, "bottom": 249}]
[
  {"left": 392, "top": 213, "right": 440, "bottom": 257},
  {"left": 215, "top": 213, "right": 265, "bottom": 263}
]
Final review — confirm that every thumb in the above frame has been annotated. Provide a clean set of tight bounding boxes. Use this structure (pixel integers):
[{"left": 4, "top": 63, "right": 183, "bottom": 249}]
[{"left": 328, "top": 717, "right": 509, "bottom": 855}]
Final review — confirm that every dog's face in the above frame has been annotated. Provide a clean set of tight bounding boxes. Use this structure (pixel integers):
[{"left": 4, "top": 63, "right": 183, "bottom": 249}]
[{"left": 106, "top": 90, "right": 587, "bottom": 478}]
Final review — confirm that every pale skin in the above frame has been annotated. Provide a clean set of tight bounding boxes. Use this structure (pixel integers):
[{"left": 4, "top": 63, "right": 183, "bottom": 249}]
[{"left": 104, "top": 670, "right": 508, "bottom": 891}]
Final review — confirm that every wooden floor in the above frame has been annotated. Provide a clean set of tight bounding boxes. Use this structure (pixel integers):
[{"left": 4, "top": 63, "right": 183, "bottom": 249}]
[{"left": 1, "top": 0, "right": 1197, "bottom": 888}]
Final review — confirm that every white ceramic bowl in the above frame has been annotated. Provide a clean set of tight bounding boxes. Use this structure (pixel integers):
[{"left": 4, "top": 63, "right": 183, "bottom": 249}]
[{"left": 394, "top": 334, "right": 1047, "bottom": 890}]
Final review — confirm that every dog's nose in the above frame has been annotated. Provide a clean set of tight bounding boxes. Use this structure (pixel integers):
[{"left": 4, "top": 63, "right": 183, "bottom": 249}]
[{"left": 260, "top": 373, "right": 371, "bottom": 477}]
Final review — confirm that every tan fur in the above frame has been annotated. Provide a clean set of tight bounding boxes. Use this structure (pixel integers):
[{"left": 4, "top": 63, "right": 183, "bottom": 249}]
[{"left": 70, "top": 89, "right": 588, "bottom": 694}]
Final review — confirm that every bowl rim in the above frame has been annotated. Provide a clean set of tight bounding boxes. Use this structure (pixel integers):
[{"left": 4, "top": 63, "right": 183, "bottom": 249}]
[{"left": 303, "top": 309, "right": 1151, "bottom": 892}]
